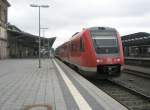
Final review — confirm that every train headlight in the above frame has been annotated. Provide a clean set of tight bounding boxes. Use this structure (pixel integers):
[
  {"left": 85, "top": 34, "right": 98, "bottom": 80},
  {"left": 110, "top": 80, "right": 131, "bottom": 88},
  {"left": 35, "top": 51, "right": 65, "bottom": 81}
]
[
  {"left": 96, "top": 59, "right": 103, "bottom": 63},
  {"left": 96, "top": 59, "right": 100, "bottom": 63},
  {"left": 116, "top": 58, "right": 120, "bottom": 62}
]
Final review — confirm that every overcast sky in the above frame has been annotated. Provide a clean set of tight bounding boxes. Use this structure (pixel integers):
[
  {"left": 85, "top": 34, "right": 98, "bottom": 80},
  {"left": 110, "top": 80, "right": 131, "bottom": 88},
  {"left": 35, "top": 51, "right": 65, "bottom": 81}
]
[{"left": 8, "top": 0, "right": 150, "bottom": 48}]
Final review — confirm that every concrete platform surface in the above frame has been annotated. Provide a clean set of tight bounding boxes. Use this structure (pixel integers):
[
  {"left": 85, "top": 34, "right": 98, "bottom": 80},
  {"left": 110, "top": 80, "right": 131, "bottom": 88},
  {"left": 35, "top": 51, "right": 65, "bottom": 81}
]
[{"left": 0, "top": 59, "right": 128, "bottom": 110}]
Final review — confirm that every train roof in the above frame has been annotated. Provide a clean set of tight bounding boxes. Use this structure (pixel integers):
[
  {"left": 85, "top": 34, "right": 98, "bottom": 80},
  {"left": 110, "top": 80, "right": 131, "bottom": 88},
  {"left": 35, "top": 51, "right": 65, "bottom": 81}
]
[
  {"left": 87, "top": 27, "right": 116, "bottom": 31},
  {"left": 56, "top": 26, "right": 117, "bottom": 49}
]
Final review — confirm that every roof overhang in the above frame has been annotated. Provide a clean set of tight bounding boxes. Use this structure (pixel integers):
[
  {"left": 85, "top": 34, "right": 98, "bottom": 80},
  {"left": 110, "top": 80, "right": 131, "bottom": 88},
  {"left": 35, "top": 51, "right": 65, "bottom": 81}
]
[{"left": 7, "top": 29, "right": 56, "bottom": 48}]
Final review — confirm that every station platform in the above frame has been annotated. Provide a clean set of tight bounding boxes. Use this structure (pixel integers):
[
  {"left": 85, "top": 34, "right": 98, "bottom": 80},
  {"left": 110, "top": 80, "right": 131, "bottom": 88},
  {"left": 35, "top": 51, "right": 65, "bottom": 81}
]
[
  {"left": 0, "top": 59, "right": 128, "bottom": 110},
  {"left": 124, "top": 65, "right": 150, "bottom": 74}
]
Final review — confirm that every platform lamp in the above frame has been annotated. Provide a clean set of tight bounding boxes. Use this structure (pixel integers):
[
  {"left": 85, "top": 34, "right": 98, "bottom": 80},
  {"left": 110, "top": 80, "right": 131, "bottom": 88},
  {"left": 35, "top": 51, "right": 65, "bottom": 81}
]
[{"left": 30, "top": 4, "right": 49, "bottom": 68}]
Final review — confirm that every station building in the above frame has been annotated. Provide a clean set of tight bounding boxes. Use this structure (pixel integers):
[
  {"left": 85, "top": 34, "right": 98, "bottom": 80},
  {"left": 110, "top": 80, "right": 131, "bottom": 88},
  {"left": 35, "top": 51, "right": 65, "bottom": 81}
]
[{"left": 0, "top": 0, "right": 10, "bottom": 59}]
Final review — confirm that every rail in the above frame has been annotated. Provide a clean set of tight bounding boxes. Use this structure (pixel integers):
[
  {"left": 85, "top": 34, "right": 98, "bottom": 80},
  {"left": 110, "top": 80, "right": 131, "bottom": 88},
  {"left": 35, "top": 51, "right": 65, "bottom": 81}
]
[{"left": 125, "top": 57, "right": 150, "bottom": 67}]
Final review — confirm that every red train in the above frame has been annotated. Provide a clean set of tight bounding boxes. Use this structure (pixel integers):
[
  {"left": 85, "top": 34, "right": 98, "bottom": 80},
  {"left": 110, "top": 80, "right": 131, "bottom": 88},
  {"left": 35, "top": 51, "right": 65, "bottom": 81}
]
[{"left": 55, "top": 27, "right": 124, "bottom": 78}]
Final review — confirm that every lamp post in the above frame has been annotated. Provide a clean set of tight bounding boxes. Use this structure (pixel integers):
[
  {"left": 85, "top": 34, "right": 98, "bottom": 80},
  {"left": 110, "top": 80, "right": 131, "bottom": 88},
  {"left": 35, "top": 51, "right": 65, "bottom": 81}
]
[
  {"left": 40, "top": 28, "right": 49, "bottom": 58},
  {"left": 47, "top": 38, "right": 50, "bottom": 58},
  {"left": 40, "top": 27, "right": 48, "bottom": 37},
  {"left": 30, "top": 4, "right": 49, "bottom": 68}
]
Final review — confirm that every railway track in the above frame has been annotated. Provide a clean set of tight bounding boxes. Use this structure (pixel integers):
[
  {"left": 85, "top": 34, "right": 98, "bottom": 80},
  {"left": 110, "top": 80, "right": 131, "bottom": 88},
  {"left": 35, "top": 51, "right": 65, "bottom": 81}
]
[
  {"left": 124, "top": 69, "right": 150, "bottom": 79},
  {"left": 59, "top": 59, "right": 150, "bottom": 110},
  {"left": 89, "top": 78, "right": 150, "bottom": 110}
]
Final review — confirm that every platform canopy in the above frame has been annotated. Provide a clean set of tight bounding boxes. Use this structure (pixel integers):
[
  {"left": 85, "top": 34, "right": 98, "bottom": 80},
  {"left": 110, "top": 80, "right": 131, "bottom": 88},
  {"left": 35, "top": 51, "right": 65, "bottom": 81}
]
[
  {"left": 7, "top": 24, "right": 56, "bottom": 49},
  {"left": 7, "top": 24, "right": 56, "bottom": 58},
  {"left": 122, "top": 32, "right": 150, "bottom": 46}
]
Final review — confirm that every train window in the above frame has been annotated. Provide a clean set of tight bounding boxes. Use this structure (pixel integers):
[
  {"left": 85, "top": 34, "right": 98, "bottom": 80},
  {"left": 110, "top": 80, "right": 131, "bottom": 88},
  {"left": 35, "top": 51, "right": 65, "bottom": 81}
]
[
  {"left": 71, "top": 43, "right": 76, "bottom": 52},
  {"left": 140, "top": 46, "right": 150, "bottom": 57},
  {"left": 74, "top": 43, "right": 78, "bottom": 52},
  {"left": 71, "top": 43, "right": 74, "bottom": 51},
  {"left": 91, "top": 31, "right": 119, "bottom": 54},
  {"left": 80, "top": 37, "right": 84, "bottom": 52}
]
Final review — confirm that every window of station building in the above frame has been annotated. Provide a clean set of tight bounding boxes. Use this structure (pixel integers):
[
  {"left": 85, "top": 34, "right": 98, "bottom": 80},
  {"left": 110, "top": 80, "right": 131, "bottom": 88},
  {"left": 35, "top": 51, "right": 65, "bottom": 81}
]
[
  {"left": 129, "top": 46, "right": 140, "bottom": 57},
  {"left": 0, "top": 27, "right": 6, "bottom": 39},
  {"left": 0, "top": 5, "right": 1, "bottom": 20},
  {"left": 4, "top": 9, "right": 7, "bottom": 23},
  {"left": 0, "top": 27, "right": 1, "bottom": 37},
  {"left": 148, "top": 47, "right": 150, "bottom": 53},
  {"left": 140, "top": 46, "right": 150, "bottom": 57},
  {"left": 80, "top": 37, "right": 84, "bottom": 52},
  {"left": 1, "top": 9, "right": 5, "bottom": 22},
  {"left": 128, "top": 46, "right": 150, "bottom": 57}
]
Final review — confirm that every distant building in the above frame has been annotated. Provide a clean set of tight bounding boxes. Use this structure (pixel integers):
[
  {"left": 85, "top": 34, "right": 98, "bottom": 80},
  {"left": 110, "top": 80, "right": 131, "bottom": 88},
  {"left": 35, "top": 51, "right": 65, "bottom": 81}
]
[{"left": 0, "top": 0, "right": 10, "bottom": 59}]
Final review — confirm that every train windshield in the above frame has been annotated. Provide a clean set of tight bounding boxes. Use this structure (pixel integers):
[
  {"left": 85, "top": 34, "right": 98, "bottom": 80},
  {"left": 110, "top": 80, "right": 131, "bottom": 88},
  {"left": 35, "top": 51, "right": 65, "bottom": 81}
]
[{"left": 91, "top": 31, "right": 119, "bottom": 54}]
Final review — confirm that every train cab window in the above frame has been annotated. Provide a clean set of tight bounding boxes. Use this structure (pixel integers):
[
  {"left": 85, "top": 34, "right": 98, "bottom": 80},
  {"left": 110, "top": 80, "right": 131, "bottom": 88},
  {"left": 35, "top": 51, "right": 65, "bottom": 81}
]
[
  {"left": 91, "top": 31, "right": 119, "bottom": 54},
  {"left": 80, "top": 37, "right": 84, "bottom": 52}
]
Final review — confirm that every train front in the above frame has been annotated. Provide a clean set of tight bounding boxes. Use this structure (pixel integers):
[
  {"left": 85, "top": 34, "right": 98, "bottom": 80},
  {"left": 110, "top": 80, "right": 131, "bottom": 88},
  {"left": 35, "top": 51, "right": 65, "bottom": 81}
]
[{"left": 90, "top": 27, "right": 124, "bottom": 77}]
